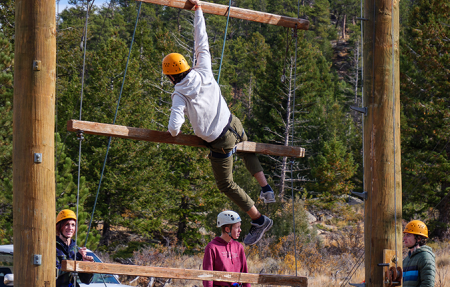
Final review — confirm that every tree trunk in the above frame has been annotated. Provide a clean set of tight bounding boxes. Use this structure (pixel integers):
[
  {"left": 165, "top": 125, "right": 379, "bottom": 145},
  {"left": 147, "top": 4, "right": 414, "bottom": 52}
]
[
  {"left": 342, "top": 14, "right": 347, "bottom": 40},
  {"left": 176, "top": 196, "right": 189, "bottom": 242},
  {"left": 279, "top": 59, "right": 295, "bottom": 198}
]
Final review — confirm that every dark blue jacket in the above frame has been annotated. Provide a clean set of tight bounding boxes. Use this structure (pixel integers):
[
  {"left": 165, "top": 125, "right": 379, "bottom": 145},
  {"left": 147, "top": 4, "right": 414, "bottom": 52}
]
[{"left": 56, "top": 236, "right": 92, "bottom": 287}]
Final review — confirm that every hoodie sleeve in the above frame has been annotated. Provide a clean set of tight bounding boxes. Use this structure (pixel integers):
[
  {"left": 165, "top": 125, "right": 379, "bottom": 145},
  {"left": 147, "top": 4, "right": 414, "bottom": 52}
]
[
  {"left": 202, "top": 244, "right": 214, "bottom": 287},
  {"left": 194, "top": 9, "right": 211, "bottom": 73},
  {"left": 168, "top": 93, "right": 186, "bottom": 136}
]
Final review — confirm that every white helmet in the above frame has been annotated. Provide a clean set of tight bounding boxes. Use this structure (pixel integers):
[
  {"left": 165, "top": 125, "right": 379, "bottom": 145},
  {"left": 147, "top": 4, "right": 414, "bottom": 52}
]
[{"left": 217, "top": 211, "right": 241, "bottom": 227}]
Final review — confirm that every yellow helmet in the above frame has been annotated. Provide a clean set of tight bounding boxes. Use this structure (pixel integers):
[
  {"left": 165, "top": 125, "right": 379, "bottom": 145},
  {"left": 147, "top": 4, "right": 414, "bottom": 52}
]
[
  {"left": 404, "top": 220, "right": 428, "bottom": 238},
  {"left": 162, "top": 53, "right": 190, "bottom": 75},
  {"left": 56, "top": 209, "right": 77, "bottom": 225}
]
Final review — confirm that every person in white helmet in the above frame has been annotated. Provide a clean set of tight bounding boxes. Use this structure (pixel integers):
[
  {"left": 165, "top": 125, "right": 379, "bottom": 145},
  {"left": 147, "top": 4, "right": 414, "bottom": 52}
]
[
  {"left": 202, "top": 211, "right": 250, "bottom": 287},
  {"left": 162, "top": 0, "right": 273, "bottom": 246}
]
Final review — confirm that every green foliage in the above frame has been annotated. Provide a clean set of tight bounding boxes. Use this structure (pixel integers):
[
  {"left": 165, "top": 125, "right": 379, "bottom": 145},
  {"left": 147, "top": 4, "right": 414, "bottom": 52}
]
[
  {"left": 400, "top": 0, "right": 450, "bottom": 236},
  {"left": 0, "top": 28, "right": 13, "bottom": 244},
  {"left": 308, "top": 136, "right": 357, "bottom": 197},
  {"left": 55, "top": 133, "right": 101, "bottom": 249}
]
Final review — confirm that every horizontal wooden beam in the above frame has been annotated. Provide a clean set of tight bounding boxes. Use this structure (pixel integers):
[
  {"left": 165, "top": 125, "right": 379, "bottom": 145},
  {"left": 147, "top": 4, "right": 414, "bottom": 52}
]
[
  {"left": 62, "top": 260, "right": 308, "bottom": 286},
  {"left": 136, "top": 0, "right": 309, "bottom": 30},
  {"left": 67, "top": 120, "right": 306, "bottom": 158}
]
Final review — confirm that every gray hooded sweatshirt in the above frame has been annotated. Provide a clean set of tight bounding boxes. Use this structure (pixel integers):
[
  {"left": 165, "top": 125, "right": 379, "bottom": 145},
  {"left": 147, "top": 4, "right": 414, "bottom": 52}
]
[{"left": 168, "top": 9, "right": 231, "bottom": 143}]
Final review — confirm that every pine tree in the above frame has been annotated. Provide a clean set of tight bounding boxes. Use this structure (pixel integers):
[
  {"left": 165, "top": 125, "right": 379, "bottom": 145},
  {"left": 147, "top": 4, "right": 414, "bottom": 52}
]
[
  {"left": 55, "top": 133, "right": 101, "bottom": 249},
  {"left": 400, "top": 0, "right": 450, "bottom": 237},
  {"left": 0, "top": 25, "right": 13, "bottom": 244}
]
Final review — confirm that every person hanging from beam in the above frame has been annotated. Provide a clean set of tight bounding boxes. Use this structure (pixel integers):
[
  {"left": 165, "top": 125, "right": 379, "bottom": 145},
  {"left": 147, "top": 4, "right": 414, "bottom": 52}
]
[
  {"left": 402, "top": 220, "right": 436, "bottom": 287},
  {"left": 56, "top": 209, "right": 94, "bottom": 287},
  {"left": 162, "top": 0, "right": 273, "bottom": 245},
  {"left": 202, "top": 211, "right": 249, "bottom": 287}
]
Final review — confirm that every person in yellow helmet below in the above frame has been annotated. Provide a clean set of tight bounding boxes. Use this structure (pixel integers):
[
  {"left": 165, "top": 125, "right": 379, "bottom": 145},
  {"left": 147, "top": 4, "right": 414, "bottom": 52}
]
[
  {"left": 162, "top": 0, "right": 274, "bottom": 246},
  {"left": 56, "top": 209, "right": 94, "bottom": 287},
  {"left": 402, "top": 220, "right": 436, "bottom": 287}
]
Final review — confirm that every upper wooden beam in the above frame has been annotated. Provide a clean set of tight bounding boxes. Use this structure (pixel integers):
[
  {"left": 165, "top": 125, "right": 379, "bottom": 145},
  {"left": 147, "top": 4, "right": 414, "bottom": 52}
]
[
  {"left": 67, "top": 120, "right": 305, "bottom": 158},
  {"left": 62, "top": 260, "right": 308, "bottom": 286},
  {"left": 136, "top": 0, "right": 309, "bottom": 30}
]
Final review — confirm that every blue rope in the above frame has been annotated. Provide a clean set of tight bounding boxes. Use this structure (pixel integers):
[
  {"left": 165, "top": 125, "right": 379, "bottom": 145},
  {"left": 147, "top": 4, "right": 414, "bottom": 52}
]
[
  {"left": 85, "top": 1, "right": 142, "bottom": 246},
  {"left": 217, "top": 0, "right": 232, "bottom": 85}
]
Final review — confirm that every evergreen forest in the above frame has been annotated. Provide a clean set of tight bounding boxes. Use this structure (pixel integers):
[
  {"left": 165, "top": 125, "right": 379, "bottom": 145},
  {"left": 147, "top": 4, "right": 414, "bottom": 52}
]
[{"left": 0, "top": 0, "right": 449, "bottom": 258}]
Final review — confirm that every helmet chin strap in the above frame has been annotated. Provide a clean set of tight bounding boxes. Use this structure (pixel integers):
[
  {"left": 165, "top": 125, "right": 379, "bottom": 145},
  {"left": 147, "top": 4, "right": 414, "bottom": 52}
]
[
  {"left": 60, "top": 232, "right": 70, "bottom": 240},
  {"left": 408, "top": 237, "right": 419, "bottom": 250},
  {"left": 228, "top": 231, "right": 236, "bottom": 240}
]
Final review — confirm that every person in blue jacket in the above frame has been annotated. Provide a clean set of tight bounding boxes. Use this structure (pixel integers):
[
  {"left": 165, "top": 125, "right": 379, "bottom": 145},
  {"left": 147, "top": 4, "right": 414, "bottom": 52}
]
[
  {"left": 403, "top": 220, "right": 436, "bottom": 287},
  {"left": 56, "top": 209, "right": 94, "bottom": 287}
]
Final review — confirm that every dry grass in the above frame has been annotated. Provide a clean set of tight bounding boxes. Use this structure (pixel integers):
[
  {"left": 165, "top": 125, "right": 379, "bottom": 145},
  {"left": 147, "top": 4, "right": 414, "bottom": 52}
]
[
  {"left": 104, "top": 234, "right": 450, "bottom": 287},
  {"left": 100, "top": 204, "right": 448, "bottom": 287}
]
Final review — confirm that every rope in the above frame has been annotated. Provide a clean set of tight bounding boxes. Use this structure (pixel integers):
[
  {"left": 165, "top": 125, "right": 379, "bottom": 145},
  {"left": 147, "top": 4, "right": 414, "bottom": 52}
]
[
  {"left": 391, "top": 0, "right": 398, "bottom": 266},
  {"left": 340, "top": 249, "right": 365, "bottom": 287},
  {"left": 75, "top": 0, "right": 95, "bottom": 249},
  {"left": 367, "top": 0, "right": 377, "bottom": 278},
  {"left": 288, "top": 0, "right": 301, "bottom": 277},
  {"left": 85, "top": 1, "right": 142, "bottom": 246},
  {"left": 340, "top": 1, "right": 366, "bottom": 284},
  {"left": 216, "top": 0, "right": 232, "bottom": 85}
]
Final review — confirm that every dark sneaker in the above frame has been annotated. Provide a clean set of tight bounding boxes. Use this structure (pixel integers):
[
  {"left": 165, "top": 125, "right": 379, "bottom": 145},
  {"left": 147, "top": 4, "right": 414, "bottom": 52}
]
[
  {"left": 243, "top": 216, "right": 273, "bottom": 245},
  {"left": 260, "top": 190, "right": 276, "bottom": 203}
]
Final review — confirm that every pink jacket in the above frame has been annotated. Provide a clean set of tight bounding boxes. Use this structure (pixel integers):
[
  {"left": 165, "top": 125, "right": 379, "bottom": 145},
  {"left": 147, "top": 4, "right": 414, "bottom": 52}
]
[{"left": 202, "top": 237, "right": 250, "bottom": 287}]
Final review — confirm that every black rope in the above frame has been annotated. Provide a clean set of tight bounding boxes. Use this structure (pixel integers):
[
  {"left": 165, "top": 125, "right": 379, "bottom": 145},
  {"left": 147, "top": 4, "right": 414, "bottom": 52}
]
[
  {"left": 340, "top": 249, "right": 365, "bottom": 287},
  {"left": 85, "top": 1, "right": 143, "bottom": 246}
]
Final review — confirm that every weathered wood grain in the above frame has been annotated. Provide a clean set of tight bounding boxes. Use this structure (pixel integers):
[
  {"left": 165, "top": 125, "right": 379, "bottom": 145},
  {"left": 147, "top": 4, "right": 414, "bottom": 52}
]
[
  {"left": 67, "top": 120, "right": 306, "bottom": 158},
  {"left": 136, "top": 0, "right": 309, "bottom": 30},
  {"left": 62, "top": 260, "right": 308, "bottom": 286},
  {"left": 13, "top": 0, "right": 57, "bottom": 287}
]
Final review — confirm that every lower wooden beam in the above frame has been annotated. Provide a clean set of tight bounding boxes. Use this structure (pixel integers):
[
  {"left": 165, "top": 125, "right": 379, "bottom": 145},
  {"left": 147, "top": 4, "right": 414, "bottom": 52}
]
[
  {"left": 62, "top": 260, "right": 307, "bottom": 286},
  {"left": 136, "top": 0, "right": 309, "bottom": 30},
  {"left": 67, "top": 120, "right": 306, "bottom": 158}
]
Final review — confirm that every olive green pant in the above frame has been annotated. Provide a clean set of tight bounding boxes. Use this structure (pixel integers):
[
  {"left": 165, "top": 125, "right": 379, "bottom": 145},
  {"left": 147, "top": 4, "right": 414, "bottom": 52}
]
[{"left": 208, "top": 115, "right": 263, "bottom": 212}]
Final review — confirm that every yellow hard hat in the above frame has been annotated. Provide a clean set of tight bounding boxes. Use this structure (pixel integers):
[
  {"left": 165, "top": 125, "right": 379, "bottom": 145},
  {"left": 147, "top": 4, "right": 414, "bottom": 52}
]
[
  {"left": 162, "top": 53, "right": 190, "bottom": 75},
  {"left": 56, "top": 209, "right": 77, "bottom": 225},
  {"left": 403, "top": 220, "right": 428, "bottom": 238}
]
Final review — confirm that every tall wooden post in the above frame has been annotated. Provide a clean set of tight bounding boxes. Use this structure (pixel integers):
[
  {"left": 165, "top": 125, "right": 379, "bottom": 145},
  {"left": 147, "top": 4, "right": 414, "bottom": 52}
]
[
  {"left": 363, "top": 0, "right": 402, "bottom": 285},
  {"left": 13, "top": 0, "right": 56, "bottom": 287}
]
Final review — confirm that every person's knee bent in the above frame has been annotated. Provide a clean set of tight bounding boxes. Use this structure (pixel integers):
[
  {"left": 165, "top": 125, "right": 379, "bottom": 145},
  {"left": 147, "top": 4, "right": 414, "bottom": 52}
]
[{"left": 216, "top": 177, "right": 236, "bottom": 193}]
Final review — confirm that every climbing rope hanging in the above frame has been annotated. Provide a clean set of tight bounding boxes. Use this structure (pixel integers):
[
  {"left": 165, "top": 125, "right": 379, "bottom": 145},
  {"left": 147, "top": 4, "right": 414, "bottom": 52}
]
[
  {"left": 216, "top": 0, "right": 232, "bottom": 85},
  {"left": 84, "top": 1, "right": 143, "bottom": 246},
  {"left": 391, "top": 0, "right": 398, "bottom": 267},
  {"left": 75, "top": 0, "right": 95, "bottom": 248},
  {"left": 289, "top": 0, "right": 302, "bottom": 277},
  {"left": 339, "top": 0, "right": 366, "bottom": 283}
]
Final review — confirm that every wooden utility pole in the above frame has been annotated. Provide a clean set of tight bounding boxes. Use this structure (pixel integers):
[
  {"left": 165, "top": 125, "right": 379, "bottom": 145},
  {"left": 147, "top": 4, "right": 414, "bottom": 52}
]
[
  {"left": 363, "top": 0, "right": 401, "bottom": 285},
  {"left": 13, "top": 0, "right": 56, "bottom": 287}
]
